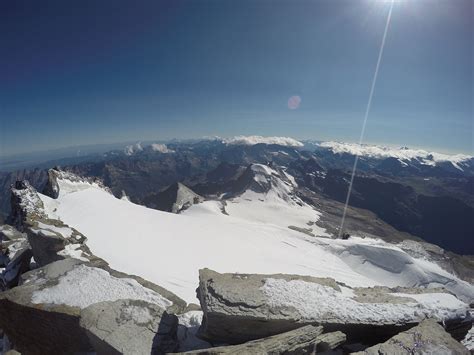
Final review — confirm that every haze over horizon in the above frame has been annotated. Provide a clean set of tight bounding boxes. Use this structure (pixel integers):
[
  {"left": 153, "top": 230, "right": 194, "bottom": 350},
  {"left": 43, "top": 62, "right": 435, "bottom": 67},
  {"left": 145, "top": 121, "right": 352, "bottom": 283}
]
[{"left": 1, "top": 0, "right": 472, "bottom": 157}]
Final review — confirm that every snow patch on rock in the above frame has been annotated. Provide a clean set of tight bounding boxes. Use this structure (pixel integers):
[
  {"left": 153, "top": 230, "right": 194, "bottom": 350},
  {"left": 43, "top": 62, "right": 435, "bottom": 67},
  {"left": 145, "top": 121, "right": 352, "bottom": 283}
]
[
  {"left": 261, "top": 278, "right": 468, "bottom": 324},
  {"left": 31, "top": 264, "right": 172, "bottom": 309}
]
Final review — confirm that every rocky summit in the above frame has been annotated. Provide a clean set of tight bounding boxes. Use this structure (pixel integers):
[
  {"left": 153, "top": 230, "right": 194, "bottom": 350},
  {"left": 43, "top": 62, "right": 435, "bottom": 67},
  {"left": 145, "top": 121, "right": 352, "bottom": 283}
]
[{"left": 0, "top": 141, "right": 473, "bottom": 354}]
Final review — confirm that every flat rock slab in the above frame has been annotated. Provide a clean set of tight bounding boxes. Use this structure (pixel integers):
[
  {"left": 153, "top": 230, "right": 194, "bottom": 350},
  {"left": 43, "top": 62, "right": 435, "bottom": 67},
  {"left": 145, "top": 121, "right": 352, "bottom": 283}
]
[
  {"left": 352, "top": 318, "right": 470, "bottom": 354},
  {"left": 0, "top": 225, "right": 26, "bottom": 242},
  {"left": 197, "top": 269, "right": 469, "bottom": 344},
  {"left": 181, "top": 325, "right": 346, "bottom": 355},
  {"left": 80, "top": 299, "right": 179, "bottom": 355}
]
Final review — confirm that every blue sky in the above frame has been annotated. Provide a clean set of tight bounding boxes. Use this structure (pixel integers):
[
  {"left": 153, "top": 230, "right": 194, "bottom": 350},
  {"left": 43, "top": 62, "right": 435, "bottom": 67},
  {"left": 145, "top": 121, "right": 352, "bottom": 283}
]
[{"left": 0, "top": 0, "right": 472, "bottom": 157}]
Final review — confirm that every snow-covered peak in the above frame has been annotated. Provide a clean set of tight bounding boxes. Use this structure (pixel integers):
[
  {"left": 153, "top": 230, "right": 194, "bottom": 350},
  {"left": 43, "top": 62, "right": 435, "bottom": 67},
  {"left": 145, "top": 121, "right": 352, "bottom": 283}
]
[
  {"left": 124, "top": 142, "right": 143, "bottom": 156},
  {"left": 319, "top": 141, "right": 473, "bottom": 170},
  {"left": 224, "top": 135, "right": 304, "bottom": 148},
  {"left": 219, "top": 163, "right": 326, "bottom": 237},
  {"left": 150, "top": 143, "right": 174, "bottom": 153},
  {"left": 246, "top": 164, "right": 297, "bottom": 198},
  {"left": 250, "top": 163, "right": 277, "bottom": 177}
]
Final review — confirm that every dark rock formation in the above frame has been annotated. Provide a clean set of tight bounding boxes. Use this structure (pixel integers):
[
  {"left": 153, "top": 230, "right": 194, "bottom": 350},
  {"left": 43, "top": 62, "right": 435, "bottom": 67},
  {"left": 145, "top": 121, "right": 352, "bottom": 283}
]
[
  {"left": 0, "top": 225, "right": 28, "bottom": 269},
  {"left": 352, "top": 319, "right": 469, "bottom": 354},
  {"left": 143, "top": 182, "right": 203, "bottom": 213},
  {"left": 181, "top": 325, "right": 345, "bottom": 354},
  {"left": 26, "top": 228, "right": 67, "bottom": 266},
  {"left": 1, "top": 248, "right": 33, "bottom": 290},
  {"left": 80, "top": 299, "right": 178, "bottom": 355},
  {"left": 41, "top": 169, "right": 60, "bottom": 199},
  {"left": 0, "top": 169, "right": 48, "bottom": 222}
]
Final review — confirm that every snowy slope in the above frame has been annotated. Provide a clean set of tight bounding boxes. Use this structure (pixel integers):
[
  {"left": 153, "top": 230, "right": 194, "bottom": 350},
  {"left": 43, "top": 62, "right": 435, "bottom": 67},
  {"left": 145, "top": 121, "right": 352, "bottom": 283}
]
[{"left": 37, "top": 171, "right": 474, "bottom": 305}]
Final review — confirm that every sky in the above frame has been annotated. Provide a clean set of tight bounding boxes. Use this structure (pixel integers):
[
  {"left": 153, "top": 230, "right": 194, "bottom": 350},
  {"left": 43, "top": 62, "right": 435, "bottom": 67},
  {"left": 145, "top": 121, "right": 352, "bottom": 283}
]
[{"left": 0, "top": 0, "right": 472, "bottom": 157}]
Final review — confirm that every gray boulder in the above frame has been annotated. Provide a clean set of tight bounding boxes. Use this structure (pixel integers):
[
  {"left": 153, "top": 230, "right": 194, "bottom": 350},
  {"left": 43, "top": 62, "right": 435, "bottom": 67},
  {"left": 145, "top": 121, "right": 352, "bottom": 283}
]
[
  {"left": 352, "top": 318, "right": 469, "bottom": 354},
  {"left": 144, "top": 182, "right": 204, "bottom": 213},
  {"left": 197, "top": 269, "right": 470, "bottom": 344},
  {"left": 181, "top": 325, "right": 345, "bottom": 355},
  {"left": 80, "top": 299, "right": 179, "bottom": 354},
  {"left": 1, "top": 247, "right": 33, "bottom": 289},
  {"left": 0, "top": 258, "right": 186, "bottom": 354},
  {"left": 0, "top": 224, "right": 26, "bottom": 243},
  {"left": 7, "top": 180, "right": 45, "bottom": 231},
  {"left": 0, "top": 225, "right": 28, "bottom": 268},
  {"left": 26, "top": 227, "right": 67, "bottom": 266},
  {"left": 42, "top": 169, "right": 61, "bottom": 199}
]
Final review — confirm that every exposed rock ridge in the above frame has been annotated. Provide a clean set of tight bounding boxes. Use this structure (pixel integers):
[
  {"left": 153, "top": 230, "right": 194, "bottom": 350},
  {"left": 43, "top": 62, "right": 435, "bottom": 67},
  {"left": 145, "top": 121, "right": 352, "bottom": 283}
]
[
  {"left": 7, "top": 177, "right": 92, "bottom": 267},
  {"left": 351, "top": 318, "right": 470, "bottom": 354}
]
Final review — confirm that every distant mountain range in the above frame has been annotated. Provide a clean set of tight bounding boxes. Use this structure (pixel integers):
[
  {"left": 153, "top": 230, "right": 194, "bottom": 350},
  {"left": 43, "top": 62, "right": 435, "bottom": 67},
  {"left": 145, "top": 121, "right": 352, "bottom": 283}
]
[{"left": 1, "top": 137, "right": 473, "bottom": 254}]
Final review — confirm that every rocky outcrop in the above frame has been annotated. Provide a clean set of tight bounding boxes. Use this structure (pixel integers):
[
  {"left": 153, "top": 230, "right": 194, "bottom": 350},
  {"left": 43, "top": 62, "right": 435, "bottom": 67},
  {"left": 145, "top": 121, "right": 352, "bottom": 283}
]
[
  {"left": 25, "top": 220, "right": 89, "bottom": 267},
  {"left": 41, "top": 168, "right": 113, "bottom": 199},
  {"left": 42, "top": 169, "right": 60, "bottom": 199},
  {"left": 182, "top": 325, "right": 345, "bottom": 354},
  {"left": 7, "top": 181, "right": 45, "bottom": 231},
  {"left": 0, "top": 225, "right": 26, "bottom": 243},
  {"left": 7, "top": 177, "right": 92, "bottom": 267},
  {"left": 80, "top": 299, "right": 179, "bottom": 354},
  {"left": 0, "top": 262, "right": 93, "bottom": 353},
  {"left": 0, "top": 258, "right": 186, "bottom": 354},
  {"left": 197, "top": 269, "right": 471, "bottom": 344},
  {"left": 0, "top": 225, "right": 31, "bottom": 291},
  {"left": 0, "top": 168, "right": 48, "bottom": 223},
  {"left": 26, "top": 228, "right": 67, "bottom": 266},
  {"left": 1, "top": 248, "right": 33, "bottom": 290},
  {"left": 0, "top": 225, "right": 28, "bottom": 268},
  {"left": 144, "top": 182, "right": 203, "bottom": 213},
  {"left": 352, "top": 319, "right": 469, "bottom": 354}
]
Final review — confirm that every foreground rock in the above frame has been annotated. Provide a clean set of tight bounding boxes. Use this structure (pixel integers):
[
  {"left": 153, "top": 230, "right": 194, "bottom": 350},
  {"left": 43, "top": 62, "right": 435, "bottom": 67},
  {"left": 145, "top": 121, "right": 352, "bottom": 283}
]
[
  {"left": 8, "top": 179, "right": 93, "bottom": 267},
  {"left": 0, "top": 258, "right": 186, "bottom": 354},
  {"left": 197, "top": 269, "right": 471, "bottom": 344},
  {"left": 1, "top": 248, "right": 33, "bottom": 289},
  {"left": 352, "top": 318, "right": 469, "bottom": 354},
  {"left": 182, "top": 325, "right": 345, "bottom": 354},
  {"left": 0, "top": 225, "right": 31, "bottom": 290},
  {"left": 0, "top": 225, "right": 29, "bottom": 267},
  {"left": 81, "top": 299, "right": 179, "bottom": 354}
]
